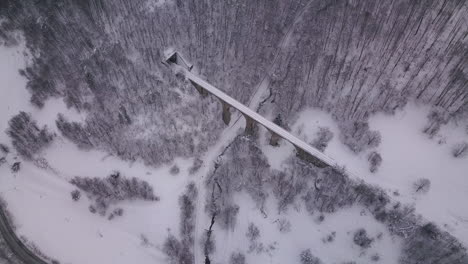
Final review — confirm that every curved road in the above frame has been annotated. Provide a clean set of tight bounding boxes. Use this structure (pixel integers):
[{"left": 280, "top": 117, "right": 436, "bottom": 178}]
[{"left": 0, "top": 203, "right": 47, "bottom": 264}]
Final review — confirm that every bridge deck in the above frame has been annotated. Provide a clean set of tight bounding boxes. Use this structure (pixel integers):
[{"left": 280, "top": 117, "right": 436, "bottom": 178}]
[{"left": 171, "top": 64, "right": 337, "bottom": 168}]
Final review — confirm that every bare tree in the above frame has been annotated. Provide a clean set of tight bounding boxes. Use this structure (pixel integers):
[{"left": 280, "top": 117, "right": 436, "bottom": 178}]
[
  {"left": 353, "top": 228, "right": 373, "bottom": 249},
  {"left": 274, "top": 218, "right": 291, "bottom": 233},
  {"left": 452, "top": 142, "right": 467, "bottom": 158},
  {"left": 70, "top": 172, "right": 159, "bottom": 215},
  {"left": 368, "top": 151, "right": 382, "bottom": 173},
  {"left": 7, "top": 112, "right": 54, "bottom": 159},
  {"left": 11, "top": 162, "right": 21, "bottom": 172},
  {"left": 0, "top": 143, "right": 9, "bottom": 154},
  {"left": 413, "top": 178, "right": 431, "bottom": 194},
  {"left": 312, "top": 127, "right": 334, "bottom": 152},
  {"left": 71, "top": 190, "right": 81, "bottom": 201}
]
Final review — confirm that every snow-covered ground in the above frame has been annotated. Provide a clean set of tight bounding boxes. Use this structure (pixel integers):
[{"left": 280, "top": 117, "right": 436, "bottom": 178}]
[
  {"left": 210, "top": 192, "right": 403, "bottom": 264},
  {"left": 1, "top": 40, "right": 467, "bottom": 264},
  {"left": 292, "top": 104, "right": 468, "bottom": 246}
]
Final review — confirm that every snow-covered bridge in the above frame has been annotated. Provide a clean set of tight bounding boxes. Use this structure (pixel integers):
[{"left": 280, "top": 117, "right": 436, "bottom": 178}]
[{"left": 164, "top": 52, "right": 336, "bottom": 168}]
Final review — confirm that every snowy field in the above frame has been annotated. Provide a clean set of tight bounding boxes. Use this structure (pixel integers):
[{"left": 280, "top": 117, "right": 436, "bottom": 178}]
[{"left": 208, "top": 191, "right": 403, "bottom": 264}]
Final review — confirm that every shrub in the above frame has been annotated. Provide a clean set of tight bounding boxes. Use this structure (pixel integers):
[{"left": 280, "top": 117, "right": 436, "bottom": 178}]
[
  {"left": 275, "top": 218, "right": 291, "bottom": 233},
  {"left": 202, "top": 231, "right": 215, "bottom": 255},
  {"left": 189, "top": 158, "right": 203, "bottom": 174},
  {"left": 71, "top": 190, "right": 81, "bottom": 201},
  {"left": 56, "top": 114, "right": 93, "bottom": 149},
  {"left": 413, "top": 178, "right": 431, "bottom": 194},
  {"left": 71, "top": 172, "right": 159, "bottom": 215},
  {"left": 11, "top": 162, "right": 21, "bottom": 172},
  {"left": 246, "top": 223, "right": 260, "bottom": 242},
  {"left": 353, "top": 228, "right": 373, "bottom": 249},
  {"left": 7, "top": 112, "right": 54, "bottom": 159},
  {"left": 230, "top": 252, "right": 246, "bottom": 264},
  {"left": 163, "top": 234, "right": 182, "bottom": 264},
  {"left": 371, "top": 254, "right": 380, "bottom": 262},
  {"left": 108, "top": 208, "right": 124, "bottom": 220},
  {"left": 322, "top": 231, "right": 336, "bottom": 243},
  {"left": 400, "top": 222, "right": 468, "bottom": 264},
  {"left": 312, "top": 127, "right": 334, "bottom": 152},
  {"left": 368, "top": 151, "right": 382, "bottom": 173},
  {"left": 170, "top": 164, "right": 180, "bottom": 175},
  {"left": 339, "top": 121, "right": 381, "bottom": 153},
  {"left": 300, "top": 249, "right": 322, "bottom": 264},
  {"left": 0, "top": 143, "right": 9, "bottom": 154},
  {"left": 452, "top": 142, "right": 468, "bottom": 158}
]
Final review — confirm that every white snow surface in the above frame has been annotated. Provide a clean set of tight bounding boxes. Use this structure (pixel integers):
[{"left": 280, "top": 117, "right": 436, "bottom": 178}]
[
  {"left": 1, "top": 40, "right": 467, "bottom": 264},
  {"left": 210, "top": 192, "right": 402, "bottom": 264}
]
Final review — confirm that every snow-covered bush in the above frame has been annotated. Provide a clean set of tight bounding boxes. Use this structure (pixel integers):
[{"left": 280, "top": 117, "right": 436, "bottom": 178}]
[
  {"left": 70, "top": 172, "right": 158, "bottom": 215},
  {"left": 312, "top": 127, "right": 333, "bottom": 152},
  {"left": 56, "top": 114, "right": 93, "bottom": 149},
  {"left": 353, "top": 228, "right": 373, "bottom": 249},
  {"left": 322, "top": 231, "right": 336, "bottom": 243},
  {"left": 217, "top": 203, "right": 240, "bottom": 231},
  {"left": 246, "top": 223, "right": 262, "bottom": 253},
  {"left": 189, "top": 158, "right": 203, "bottom": 174},
  {"left": 400, "top": 223, "right": 468, "bottom": 264},
  {"left": 11, "top": 162, "right": 21, "bottom": 172},
  {"left": 7, "top": 112, "right": 54, "bottom": 159},
  {"left": 271, "top": 170, "right": 307, "bottom": 213},
  {"left": 163, "top": 183, "right": 198, "bottom": 264},
  {"left": 368, "top": 151, "right": 382, "bottom": 173},
  {"left": 0, "top": 143, "right": 9, "bottom": 154},
  {"left": 201, "top": 231, "right": 215, "bottom": 255},
  {"left": 230, "top": 252, "right": 246, "bottom": 264},
  {"left": 371, "top": 254, "right": 380, "bottom": 262},
  {"left": 299, "top": 249, "right": 322, "bottom": 264},
  {"left": 163, "top": 234, "right": 183, "bottom": 264},
  {"left": 246, "top": 223, "right": 260, "bottom": 242},
  {"left": 179, "top": 182, "right": 197, "bottom": 245},
  {"left": 303, "top": 167, "right": 355, "bottom": 213},
  {"left": 423, "top": 108, "right": 449, "bottom": 138},
  {"left": 413, "top": 178, "right": 431, "bottom": 194},
  {"left": 70, "top": 190, "right": 81, "bottom": 201},
  {"left": 206, "top": 137, "right": 270, "bottom": 230},
  {"left": 108, "top": 208, "right": 124, "bottom": 220},
  {"left": 452, "top": 142, "right": 467, "bottom": 158},
  {"left": 170, "top": 164, "right": 180, "bottom": 175},
  {"left": 338, "top": 121, "right": 381, "bottom": 153},
  {"left": 275, "top": 218, "right": 291, "bottom": 233}
]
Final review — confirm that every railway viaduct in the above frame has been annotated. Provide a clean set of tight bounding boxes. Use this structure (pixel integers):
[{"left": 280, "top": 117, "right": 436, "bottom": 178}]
[{"left": 164, "top": 52, "right": 335, "bottom": 169}]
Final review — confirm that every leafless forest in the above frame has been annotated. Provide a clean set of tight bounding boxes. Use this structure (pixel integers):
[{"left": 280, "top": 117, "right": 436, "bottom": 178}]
[
  {"left": 1, "top": 0, "right": 467, "bottom": 263},
  {"left": 1, "top": 0, "right": 466, "bottom": 165}
]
